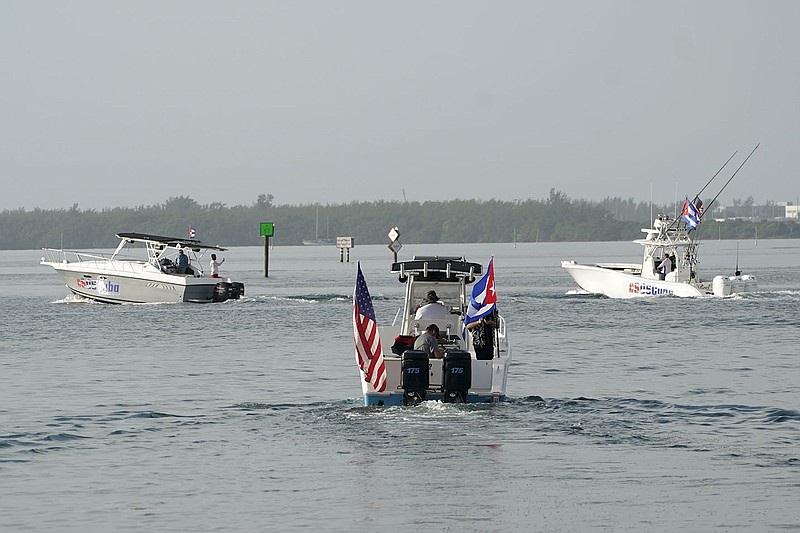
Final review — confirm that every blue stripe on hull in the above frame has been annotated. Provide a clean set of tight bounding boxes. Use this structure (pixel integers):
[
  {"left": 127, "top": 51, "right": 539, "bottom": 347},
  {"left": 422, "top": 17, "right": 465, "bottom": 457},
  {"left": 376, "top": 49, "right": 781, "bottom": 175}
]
[{"left": 364, "top": 392, "right": 505, "bottom": 407}]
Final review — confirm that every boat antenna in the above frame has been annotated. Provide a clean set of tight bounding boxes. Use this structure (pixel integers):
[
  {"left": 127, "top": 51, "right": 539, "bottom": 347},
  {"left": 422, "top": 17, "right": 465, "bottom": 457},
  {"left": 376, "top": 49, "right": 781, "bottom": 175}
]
[
  {"left": 735, "top": 241, "right": 741, "bottom": 276},
  {"left": 701, "top": 143, "right": 760, "bottom": 221},
  {"left": 674, "top": 183, "right": 678, "bottom": 219}
]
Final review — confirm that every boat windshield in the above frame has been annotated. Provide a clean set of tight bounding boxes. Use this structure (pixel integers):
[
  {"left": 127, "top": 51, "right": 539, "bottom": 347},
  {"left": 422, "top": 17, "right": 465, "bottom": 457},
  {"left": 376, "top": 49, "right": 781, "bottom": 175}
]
[{"left": 409, "top": 282, "right": 463, "bottom": 314}]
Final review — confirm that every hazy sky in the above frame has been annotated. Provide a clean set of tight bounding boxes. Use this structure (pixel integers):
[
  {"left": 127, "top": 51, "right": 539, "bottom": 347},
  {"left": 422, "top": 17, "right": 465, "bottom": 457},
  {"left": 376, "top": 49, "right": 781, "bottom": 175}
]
[{"left": 2, "top": 1, "right": 798, "bottom": 210}]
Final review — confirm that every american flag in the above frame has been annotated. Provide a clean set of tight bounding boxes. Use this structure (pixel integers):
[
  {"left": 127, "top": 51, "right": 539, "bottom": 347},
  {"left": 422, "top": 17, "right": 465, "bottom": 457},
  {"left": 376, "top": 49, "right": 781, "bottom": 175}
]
[
  {"left": 694, "top": 197, "right": 704, "bottom": 217},
  {"left": 353, "top": 263, "right": 387, "bottom": 392}
]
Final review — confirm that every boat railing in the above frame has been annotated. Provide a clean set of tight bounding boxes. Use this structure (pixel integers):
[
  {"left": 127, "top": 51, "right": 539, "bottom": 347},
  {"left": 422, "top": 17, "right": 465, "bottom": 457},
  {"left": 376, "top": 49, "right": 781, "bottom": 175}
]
[
  {"left": 41, "top": 248, "right": 146, "bottom": 275},
  {"left": 42, "top": 248, "right": 111, "bottom": 263},
  {"left": 497, "top": 315, "right": 508, "bottom": 341},
  {"left": 391, "top": 307, "right": 403, "bottom": 327}
]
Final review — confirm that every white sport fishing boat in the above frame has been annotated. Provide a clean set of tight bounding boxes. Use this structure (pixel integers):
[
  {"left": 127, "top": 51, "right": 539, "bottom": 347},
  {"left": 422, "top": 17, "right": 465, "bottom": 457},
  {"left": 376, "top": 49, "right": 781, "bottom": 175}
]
[
  {"left": 41, "top": 233, "right": 245, "bottom": 304},
  {"left": 356, "top": 256, "right": 512, "bottom": 407},
  {"left": 563, "top": 146, "right": 761, "bottom": 299},
  {"left": 561, "top": 214, "right": 757, "bottom": 298}
]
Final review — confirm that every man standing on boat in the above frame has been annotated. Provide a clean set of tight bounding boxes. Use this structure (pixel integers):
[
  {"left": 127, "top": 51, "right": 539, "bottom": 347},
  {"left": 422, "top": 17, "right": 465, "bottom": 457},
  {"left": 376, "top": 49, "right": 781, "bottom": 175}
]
[
  {"left": 414, "top": 324, "right": 444, "bottom": 359},
  {"left": 176, "top": 249, "right": 189, "bottom": 274},
  {"left": 657, "top": 253, "right": 673, "bottom": 280},
  {"left": 209, "top": 253, "right": 224, "bottom": 278},
  {"left": 415, "top": 290, "right": 448, "bottom": 319}
]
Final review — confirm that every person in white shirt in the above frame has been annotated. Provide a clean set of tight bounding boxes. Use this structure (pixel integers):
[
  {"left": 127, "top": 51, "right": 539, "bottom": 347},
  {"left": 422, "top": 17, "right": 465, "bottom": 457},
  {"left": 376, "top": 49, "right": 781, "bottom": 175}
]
[
  {"left": 414, "top": 290, "right": 448, "bottom": 319},
  {"left": 657, "top": 253, "right": 673, "bottom": 280},
  {"left": 210, "top": 253, "right": 225, "bottom": 278}
]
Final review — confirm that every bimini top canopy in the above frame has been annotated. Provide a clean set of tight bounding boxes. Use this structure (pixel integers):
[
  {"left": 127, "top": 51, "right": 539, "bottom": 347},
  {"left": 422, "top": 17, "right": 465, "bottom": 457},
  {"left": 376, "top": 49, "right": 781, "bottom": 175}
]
[
  {"left": 115, "top": 233, "right": 228, "bottom": 251},
  {"left": 391, "top": 255, "right": 482, "bottom": 283}
]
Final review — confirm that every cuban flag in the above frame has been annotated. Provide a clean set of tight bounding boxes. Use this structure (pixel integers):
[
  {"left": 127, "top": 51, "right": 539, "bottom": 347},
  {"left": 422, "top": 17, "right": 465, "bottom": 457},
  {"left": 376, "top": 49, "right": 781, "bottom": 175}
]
[
  {"left": 189, "top": 227, "right": 197, "bottom": 239},
  {"left": 682, "top": 198, "right": 700, "bottom": 231},
  {"left": 463, "top": 258, "right": 497, "bottom": 334}
]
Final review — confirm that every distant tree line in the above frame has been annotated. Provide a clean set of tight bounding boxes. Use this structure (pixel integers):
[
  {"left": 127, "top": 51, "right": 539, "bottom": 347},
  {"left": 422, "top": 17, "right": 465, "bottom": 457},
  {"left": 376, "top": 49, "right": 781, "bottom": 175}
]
[{"left": 1, "top": 190, "right": 797, "bottom": 250}]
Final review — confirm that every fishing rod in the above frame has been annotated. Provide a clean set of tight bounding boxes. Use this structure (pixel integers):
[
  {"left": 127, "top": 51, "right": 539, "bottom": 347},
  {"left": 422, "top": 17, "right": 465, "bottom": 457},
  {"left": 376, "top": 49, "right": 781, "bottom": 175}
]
[
  {"left": 701, "top": 143, "right": 760, "bottom": 221},
  {"left": 685, "top": 144, "right": 758, "bottom": 280},
  {"left": 663, "top": 149, "right": 738, "bottom": 233},
  {"left": 663, "top": 147, "right": 751, "bottom": 279},
  {"left": 693, "top": 149, "right": 738, "bottom": 203}
]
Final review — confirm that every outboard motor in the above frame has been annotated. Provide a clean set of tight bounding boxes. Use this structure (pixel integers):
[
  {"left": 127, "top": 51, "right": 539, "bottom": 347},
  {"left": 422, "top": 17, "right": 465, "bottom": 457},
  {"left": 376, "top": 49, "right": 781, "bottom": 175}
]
[
  {"left": 225, "top": 282, "right": 242, "bottom": 299},
  {"left": 401, "top": 350, "right": 429, "bottom": 405},
  {"left": 443, "top": 350, "right": 471, "bottom": 403},
  {"left": 231, "top": 282, "right": 245, "bottom": 298},
  {"left": 213, "top": 282, "right": 232, "bottom": 302}
]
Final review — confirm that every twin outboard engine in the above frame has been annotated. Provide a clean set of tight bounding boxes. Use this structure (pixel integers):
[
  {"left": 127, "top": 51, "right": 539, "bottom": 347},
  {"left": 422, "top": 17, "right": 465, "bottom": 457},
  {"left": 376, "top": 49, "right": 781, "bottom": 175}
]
[
  {"left": 402, "top": 350, "right": 473, "bottom": 405},
  {"left": 401, "top": 350, "right": 429, "bottom": 405},
  {"left": 443, "top": 350, "right": 472, "bottom": 403},
  {"left": 212, "top": 281, "right": 246, "bottom": 302}
]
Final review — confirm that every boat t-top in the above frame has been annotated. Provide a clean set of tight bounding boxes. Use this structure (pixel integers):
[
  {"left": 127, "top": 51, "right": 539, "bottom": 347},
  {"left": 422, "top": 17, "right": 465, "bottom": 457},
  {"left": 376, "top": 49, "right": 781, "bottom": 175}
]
[{"left": 41, "top": 232, "right": 244, "bottom": 304}]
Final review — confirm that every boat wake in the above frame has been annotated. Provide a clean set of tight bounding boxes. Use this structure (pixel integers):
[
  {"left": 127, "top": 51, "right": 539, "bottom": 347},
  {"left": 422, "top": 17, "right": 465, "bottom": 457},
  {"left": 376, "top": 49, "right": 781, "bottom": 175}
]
[
  {"left": 52, "top": 294, "right": 97, "bottom": 304},
  {"left": 255, "top": 294, "right": 350, "bottom": 304}
]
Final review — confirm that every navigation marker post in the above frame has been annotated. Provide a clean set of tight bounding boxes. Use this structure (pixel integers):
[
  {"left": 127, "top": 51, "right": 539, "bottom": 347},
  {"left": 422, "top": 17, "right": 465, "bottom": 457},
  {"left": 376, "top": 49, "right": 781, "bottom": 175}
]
[
  {"left": 260, "top": 222, "right": 274, "bottom": 277},
  {"left": 336, "top": 236, "right": 354, "bottom": 262},
  {"left": 387, "top": 227, "right": 401, "bottom": 262}
]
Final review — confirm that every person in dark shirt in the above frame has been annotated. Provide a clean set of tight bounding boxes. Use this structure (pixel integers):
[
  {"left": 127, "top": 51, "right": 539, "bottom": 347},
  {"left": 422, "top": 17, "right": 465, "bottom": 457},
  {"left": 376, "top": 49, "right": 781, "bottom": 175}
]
[
  {"left": 466, "top": 310, "right": 497, "bottom": 360},
  {"left": 414, "top": 324, "right": 444, "bottom": 359},
  {"left": 176, "top": 249, "right": 189, "bottom": 274}
]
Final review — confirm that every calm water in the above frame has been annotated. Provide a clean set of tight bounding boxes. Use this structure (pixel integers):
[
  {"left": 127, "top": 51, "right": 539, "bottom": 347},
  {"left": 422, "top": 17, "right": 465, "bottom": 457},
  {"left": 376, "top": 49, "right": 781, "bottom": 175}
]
[{"left": 1, "top": 239, "right": 799, "bottom": 531}]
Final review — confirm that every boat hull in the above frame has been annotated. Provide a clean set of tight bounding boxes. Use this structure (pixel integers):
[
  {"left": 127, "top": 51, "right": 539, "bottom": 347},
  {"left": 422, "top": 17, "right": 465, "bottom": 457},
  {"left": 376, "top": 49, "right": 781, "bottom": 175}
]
[
  {"left": 361, "top": 344, "right": 512, "bottom": 407},
  {"left": 364, "top": 391, "right": 506, "bottom": 407},
  {"left": 561, "top": 261, "right": 705, "bottom": 298},
  {"left": 49, "top": 264, "right": 223, "bottom": 303},
  {"left": 561, "top": 261, "right": 757, "bottom": 298}
]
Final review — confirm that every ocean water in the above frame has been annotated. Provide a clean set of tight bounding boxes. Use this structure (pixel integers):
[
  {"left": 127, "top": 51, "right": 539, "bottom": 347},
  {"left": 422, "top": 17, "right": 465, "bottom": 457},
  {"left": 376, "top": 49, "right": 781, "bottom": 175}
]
[{"left": 1, "top": 239, "right": 799, "bottom": 532}]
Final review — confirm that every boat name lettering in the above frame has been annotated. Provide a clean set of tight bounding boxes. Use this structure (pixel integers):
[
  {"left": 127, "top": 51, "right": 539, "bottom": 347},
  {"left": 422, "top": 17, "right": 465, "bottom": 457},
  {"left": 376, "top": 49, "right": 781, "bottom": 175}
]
[
  {"left": 77, "top": 278, "right": 95, "bottom": 290},
  {"left": 76, "top": 278, "right": 120, "bottom": 294},
  {"left": 628, "top": 282, "right": 673, "bottom": 296}
]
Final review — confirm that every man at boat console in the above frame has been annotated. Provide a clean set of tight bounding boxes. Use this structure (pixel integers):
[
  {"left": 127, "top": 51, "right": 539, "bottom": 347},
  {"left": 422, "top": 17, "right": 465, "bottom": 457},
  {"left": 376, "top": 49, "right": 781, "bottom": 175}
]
[
  {"left": 414, "top": 324, "right": 444, "bottom": 359},
  {"left": 414, "top": 291, "right": 448, "bottom": 320},
  {"left": 657, "top": 253, "right": 673, "bottom": 280},
  {"left": 176, "top": 249, "right": 189, "bottom": 274}
]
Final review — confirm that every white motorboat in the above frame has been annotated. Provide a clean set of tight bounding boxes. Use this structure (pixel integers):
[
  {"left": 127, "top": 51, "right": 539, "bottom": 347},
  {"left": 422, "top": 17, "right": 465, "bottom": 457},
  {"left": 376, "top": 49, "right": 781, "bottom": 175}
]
[
  {"left": 356, "top": 256, "right": 512, "bottom": 407},
  {"left": 301, "top": 238, "right": 336, "bottom": 246},
  {"left": 41, "top": 233, "right": 245, "bottom": 304},
  {"left": 561, "top": 215, "right": 757, "bottom": 298}
]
